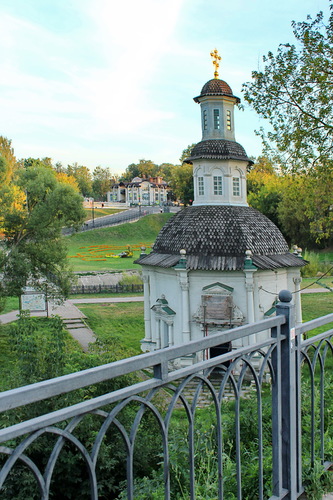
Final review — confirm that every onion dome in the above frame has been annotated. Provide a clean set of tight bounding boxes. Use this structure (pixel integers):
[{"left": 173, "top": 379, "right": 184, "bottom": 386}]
[
  {"left": 183, "top": 139, "right": 252, "bottom": 164},
  {"left": 194, "top": 79, "right": 240, "bottom": 103},
  {"left": 135, "top": 205, "right": 307, "bottom": 271}
]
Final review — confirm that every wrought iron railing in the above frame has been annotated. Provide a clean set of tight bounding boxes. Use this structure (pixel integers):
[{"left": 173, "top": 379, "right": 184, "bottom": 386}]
[{"left": 0, "top": 291, "right": 332, "bottom": 499}]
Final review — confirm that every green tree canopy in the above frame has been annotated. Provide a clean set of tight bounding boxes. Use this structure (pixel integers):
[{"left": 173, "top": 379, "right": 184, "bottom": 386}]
[
  {"left": 277, "top": 164, "right": 333, "bottom": 248},
  {"left": 0, "top": 136, "right": 17, "bottom": 183},
  {"left": 247, "top": 156, "right": 283, "bottom": 229},
  {"left": 66, "top": 163, "right": 93, "bottom": 197},
  {"left": 121, "top": 159, "right": 159, "bottom": 182},
  {"left": 0, "top": 160, "right": 85, "bottom": 302},
  {"left": 179, "top": 144, "right": 196, "bottom": 163},
  {"left": 242, "top": 4, "right": 333, "bottom": 170},
  {"left": 92, "top": 166, "right": 111, "bottom": 200},
  {"left": 170, "top": 163, "right": 194, "bottom": 206}
]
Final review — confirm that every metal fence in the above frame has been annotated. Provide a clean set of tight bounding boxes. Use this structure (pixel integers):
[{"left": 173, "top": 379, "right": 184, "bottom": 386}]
[
  {"left": 63, "top": 206, "right": 175, "bottom": 236},
  {"left": 0, "top": 290, "right": 332, "bottom": 499},
  {"left": 70, "top": 283, "right": 144, "bottom": 294}
]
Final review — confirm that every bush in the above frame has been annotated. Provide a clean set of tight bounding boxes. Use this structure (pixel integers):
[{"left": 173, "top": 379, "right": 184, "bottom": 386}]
[{"left": 301, "top": 250, "right": 333, "bottom": 278}]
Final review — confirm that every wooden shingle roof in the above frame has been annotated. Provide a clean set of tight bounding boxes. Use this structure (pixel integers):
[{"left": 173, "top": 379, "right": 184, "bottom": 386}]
[
  {"left": 184, "top": 139, "right": 252, "bottom": 164},
  {"left": 135, "top": 205, "right": 307, "bottom": 271},
  {"left": 193, "top": 79, "right": 240, "bottom": 103}
]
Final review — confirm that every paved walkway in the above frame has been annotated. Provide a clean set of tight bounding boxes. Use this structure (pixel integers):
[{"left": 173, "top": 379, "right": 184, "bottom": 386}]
[{"left": 0, "top": 296, "right": 144, "bottom": 351}]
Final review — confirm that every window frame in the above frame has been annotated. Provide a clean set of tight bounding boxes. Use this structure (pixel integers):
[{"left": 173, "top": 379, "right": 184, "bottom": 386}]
[
  {"left": 226, "top": 110, "right": 232, "bottom": 131},
  {"left": 232, "top": 176, "right": 240, "bottom": 196},
  {"left": 198, "top": 176, "right": 204, "bottom": 196},
  {"left": 213, "top": 175, "right": 223, "bottom": 196},
  {"left": 213, "top": 109, "right": 220, "bottom": 130}
]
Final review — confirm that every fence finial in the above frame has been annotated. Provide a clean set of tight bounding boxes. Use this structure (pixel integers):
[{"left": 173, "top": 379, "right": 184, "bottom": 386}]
[{"left": 278, "top": 290, "right": 292, "bottom": 302}]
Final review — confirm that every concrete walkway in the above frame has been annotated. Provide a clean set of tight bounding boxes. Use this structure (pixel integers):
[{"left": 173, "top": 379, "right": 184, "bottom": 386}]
[{"left": 0, "top": 296, "right": 144, "bottom": 351}]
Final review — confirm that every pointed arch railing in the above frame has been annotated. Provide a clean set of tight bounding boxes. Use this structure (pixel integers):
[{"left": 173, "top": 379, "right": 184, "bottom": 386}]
[{"left": 0, "top": 291, "right": 332, "bottom": 499}]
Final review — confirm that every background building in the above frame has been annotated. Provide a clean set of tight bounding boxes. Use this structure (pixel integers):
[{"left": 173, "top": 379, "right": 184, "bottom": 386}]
[{"left": 107, "top": 176, "right": 169, "bottom": 206}]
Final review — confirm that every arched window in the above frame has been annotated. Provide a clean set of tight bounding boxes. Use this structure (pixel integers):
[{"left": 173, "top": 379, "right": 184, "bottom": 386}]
[
  {"left": 233, "top": 176, "right": 240, "bottom": 196},
  {"left": 213, "top": 175, "right": 223, "bottom": 195},
  {"left": 214, "top": 109, "right": 220, "bottom": 129},
  {"left": 226, "top": 110, "right": 232, "bottom": 130},
  {"left": 203, "top": 110, "right": 207, "bottom": 130},
  {"left": 198, "top": 176, "right": 204, "bottom": 196}
]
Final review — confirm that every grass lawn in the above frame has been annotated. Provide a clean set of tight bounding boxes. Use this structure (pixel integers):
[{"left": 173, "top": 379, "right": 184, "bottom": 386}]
[
  {"left": 76, "top": 293, "right": 333, "bottom": 357},
  {"left": 301, "top": 292, "right": 333, "bottom": 321},
  {"left": 317, "top": 248, "right": 333, "bottom": 262},
  {"left": 1, "top": 297, "right": 20, "bottom": 314},
  {"left": 301, "top": 277, "right": 333, "bottom": 290},
  {"left": 83, "top": 208, "right": 124, "bottom": 221},
  {"left": 67, "top": 212, "right": 174, "bottom": 272},
  {"left": 301, "top": 292, "right": 333, "bottom": 337},
  {"left": 77, "top": 302, "right": 144, "bottom": 354}
]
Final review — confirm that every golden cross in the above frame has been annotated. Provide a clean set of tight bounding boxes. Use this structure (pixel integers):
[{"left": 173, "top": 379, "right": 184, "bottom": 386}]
[{"left": 210, "top": 49, "right": 221, "bottom": 79}]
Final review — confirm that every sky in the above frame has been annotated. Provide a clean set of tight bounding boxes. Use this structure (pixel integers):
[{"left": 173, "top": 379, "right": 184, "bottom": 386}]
[{"left": 0, "top": 0, "right": 329, "bottom": 175}]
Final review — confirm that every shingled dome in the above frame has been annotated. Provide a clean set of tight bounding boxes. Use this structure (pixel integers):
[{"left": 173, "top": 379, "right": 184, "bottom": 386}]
[
  {"left": 184, "top": 139, "right": 252, "bottom": 163},
  {"left": 194, "top": 78, "right": 240, "bottom": 103},
  {"left": 136, "top": 205, "right": 306, "bottom": 271}
]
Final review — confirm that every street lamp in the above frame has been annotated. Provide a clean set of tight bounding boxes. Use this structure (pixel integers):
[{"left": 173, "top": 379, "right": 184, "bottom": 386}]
[{"left": 91, "top": 199, "right": 95, "bottom": 227}]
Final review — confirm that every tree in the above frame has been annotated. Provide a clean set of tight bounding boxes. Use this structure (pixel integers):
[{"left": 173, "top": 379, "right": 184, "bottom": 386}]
[
  {"left": 277, "top": 164, "right": 333, "bottom": 248},
  {"left": 92, "top": 166, "right": 111, "bottom": 200},
  {"left": 0, "top": 160, "right": 86, "bottom": 303},
  {"left": 170, "top": 163, "right": 194, "bottom": 205},
  {"left": 56, "top": 171, "right": 80, "bottom": 192},
  {"left": 157, "top": 163, "right": 175, "bottom": 182},
  {"left": 179, "top": 143, "right": 196, "bottom": 163},
  {"left": 121, "top": 159, "right": 158, "bottom": 182},
  {"left": 66, "top": 163, "right": 93, "bottom": 197},
  {"left": 247, "top": 156, "right": 283, "bottom": 228},
  {"left": 242, "top": 4, "right": 333, "bottom": 170},
  {"left": 0, "top": 136, "right": 17, "bottom": 183}
]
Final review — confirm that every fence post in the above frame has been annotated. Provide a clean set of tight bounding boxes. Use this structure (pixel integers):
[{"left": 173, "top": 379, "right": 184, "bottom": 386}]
[{"left": 275, "top": 290, "right": 298, "bottom": 499}]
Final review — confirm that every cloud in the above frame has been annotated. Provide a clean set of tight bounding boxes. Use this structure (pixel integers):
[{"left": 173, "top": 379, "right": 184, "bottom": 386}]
[{"left": 0, "top": 0, "right": 185, "bottom": 148}]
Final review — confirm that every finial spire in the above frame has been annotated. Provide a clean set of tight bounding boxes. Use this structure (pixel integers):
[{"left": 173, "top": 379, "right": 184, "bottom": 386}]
[{"left": 210, "top": 49, "right": 221, "bottom": 79}]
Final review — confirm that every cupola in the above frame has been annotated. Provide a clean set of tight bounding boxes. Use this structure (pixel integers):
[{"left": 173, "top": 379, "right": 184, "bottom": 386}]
[{"left": 184, "top": 49, "right": 252, "bottom": 207}]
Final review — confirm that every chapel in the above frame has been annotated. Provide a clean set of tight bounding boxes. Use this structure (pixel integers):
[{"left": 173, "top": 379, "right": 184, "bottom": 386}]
[{"left": 136, "top": 50, "right": 306, "bottom": 365}]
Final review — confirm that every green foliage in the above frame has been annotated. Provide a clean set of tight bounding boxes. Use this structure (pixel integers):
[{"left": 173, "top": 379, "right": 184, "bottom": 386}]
[
  {"left": 247, "top": 156, "right": 283, "bottom": 229},
  {"left": 78, "top": 302, "right": 144, "bottom": 353},
  {"left": 0, "top": 296, "right": 19, "bottom": 314},
  {"left": 121, "top": 159, "right": 159, "bottom": 182},
  {"left": 243, "top": 4, "right": 333, "bottom": 170},
  {"left": 301, "top": 250, "right": 333, "bottom": 278},
  {"left": 246, "top": 156, "right": 333, "bottom": 249},
  {"left": 0, "top": 314, "right": 142, "bottom": 499},
  {"left": 118, "top": 272, "right": 143, "bottom": 286},
  {"left": 277, "top": 167, "right": 333, "bottom": 247},
  {"left": 179, "top": 143, "right": 196, "bottom": 163},
  {"left": 1, "top": 307, "right": 333, "bottom": 497},
  {"left": 170, "top": 163, "right": 194, "bottom": 205},
  {"left": 66, "top": 163, "right": 93, "bottom": 197},
  {"left": 0, "top": 160, "right": 86, "bottom": 302},
  {"left": 4, "top": 313, "right": 66, "bottom": 387},
  {"left": 92, "top": 165, "right": 112, "bottom": 200},
  {"left": 0, "top": 136, "right": 16, "bottom": 182},
  {"left": 83, "top": 207, "right": 124, "bottom": 221}
]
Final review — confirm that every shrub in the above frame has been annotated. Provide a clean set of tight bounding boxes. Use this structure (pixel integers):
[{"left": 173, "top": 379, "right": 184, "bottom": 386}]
[{"left": 301, "top": 250, "right": 333, "bottom": 278}]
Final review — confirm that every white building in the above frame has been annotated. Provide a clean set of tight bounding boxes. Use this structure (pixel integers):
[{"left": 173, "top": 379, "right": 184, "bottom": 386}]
[
  {"left": 136, "top": 61, "right": 306, "bottom": 365},
  {"left": 107, "top": 176, "right": 169, "bottom": 206}
]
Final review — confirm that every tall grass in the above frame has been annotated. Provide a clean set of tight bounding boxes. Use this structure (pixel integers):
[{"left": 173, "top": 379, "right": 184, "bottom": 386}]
[{"left": 301, "top": 250, "right": 333, "bottom": 278}]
